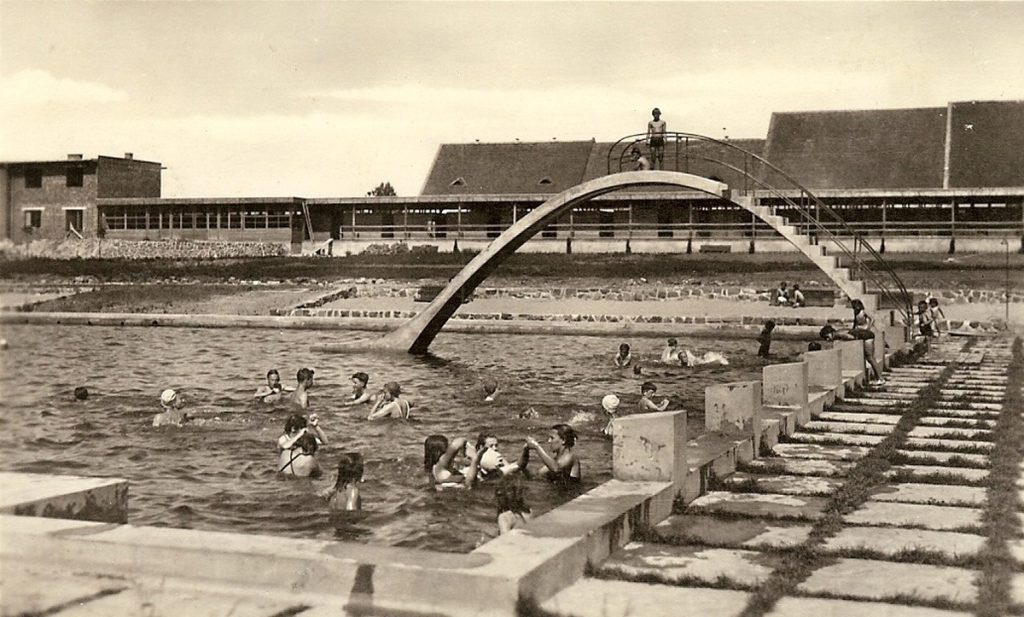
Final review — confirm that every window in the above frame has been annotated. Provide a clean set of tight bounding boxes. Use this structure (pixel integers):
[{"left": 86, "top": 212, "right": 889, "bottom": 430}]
[
  {"left": 125, "top": 209, "right": 148, "bottom": 230},
  {"left": 65, "top": 209, "right": 84, "bottom": 233},
  {"left": 25, "top": 169, "right": 42, "bottom": 188},
  {"left": 381, "top": 211, "right": 395, "bottom": 238},
  {"left": 599, "top": 209, "right": 615, "bottom": 238},
  {"left": 244, "top": 209, "right": 266, "bottom": 229},
  {"left": 66, "top": 167, "right": 84, "bottom": 187},
  {"left": 24, "top": 209, "right": 42, "bottom": 229},
  {"left": 267, "top": 208, "right": 292, "bottom": 229}
]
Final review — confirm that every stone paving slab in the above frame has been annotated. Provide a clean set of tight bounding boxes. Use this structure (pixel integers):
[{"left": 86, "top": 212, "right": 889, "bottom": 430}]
[
  {"left": 686, "top": 491, "right": 827, "bottom": 521},
  {"left": 654, "top": 514, "right": 813, "bottom": 550},
  {"left": 822, "top": 526, "right": 985, "bottom": 560},
  {"left": 885, "top": 465, "right": 989, "bottom": 484},
  {"left": 917, "top": 407, "right": 1000, "bottom": 419},
  {"left": 902, "top": 438, "right": 994, "bottom": 453},
  {"left": 933, "top": 400, "right": 1003, "bottom": 411},
  {"left": 861, "top": 392, "right": 920, "bottom": 401},
  {"left": 1011, "top": 572, "right": 1024, "bottom": 607},
  {"left": 543, "top": 578, "right": 750, "bottom": 617},
  {"left": 839, "top": 397, "right": 905, "bottom": 408},
  {"left": 598, "top": 541, "right": 781, "bottom": 587},
  {"left": 908, "top": 426, "right": 992, "bottom": 440},
  {"left": 918, "top": 416, "right": 995, "bottom": 428},
  {"left": 767, "top": 596, "right": 973, "bottom": 617},
  {"left": 804, "top": 421, "right": 894, "bottom": 435},
  {"left": 843, "top": 502, "right": 983, "bottom": 531},
  {"left": 797, "top": 558, "right": 978, "bottom": 604},
  {"left": 869, "top": 483, "right": 986, "bottom": 507},
  {"left": 0, "top": 562, "right": 130, "bottom": 617},
  {"left": 772, "top": 443, "right": 871, "bottom": 462},
  {"left": 53, "top": 585, "right": 312, "bottom": 617},
  {"left": 894, "top": 450, "right": 989, "bottom": 467},
  {"left": 788, "top": 432, "right": 886, "bottom": 447},
  {"left": 941, "top": 384, "right": 1006, "bottom": 393},
  {"left": 721, "top": 473, "right": 843, "bottom": 497},
  {"left": 1007, "top": 539, "right": 1024, "bottom": 565},
  {"left": 818, "top": 412, "right": 900, "bottom": 425},
  {"left": 742, "top": 457, "right": 853, "bottom": 477}
]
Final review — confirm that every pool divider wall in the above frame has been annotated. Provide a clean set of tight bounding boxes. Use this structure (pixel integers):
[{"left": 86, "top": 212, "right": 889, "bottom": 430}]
[
  {"left": 2, "top": 342, "right": 891, "bottom": 616},
  {"left": 0, "top": 471, "right": 128, "bottom": 524}
]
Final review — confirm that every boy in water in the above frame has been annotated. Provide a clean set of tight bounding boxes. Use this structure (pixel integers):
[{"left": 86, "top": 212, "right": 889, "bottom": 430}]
[
  {"left": 638, "top": 382, "right": 670, "bottom": 413},
  {"left": 757, "top": 320, "right": 776, "bottom": 358},
  {"left": 342, "top": 372, "right": 375, "bottom": 406},
  {"left": 647, "top": 108, "right": 666, "bottom": 170},
  {"left": 153, "top": 389, "right": 191, "bottom": 427},
  {"left": 661, "top": 338, "right": 681, "bottom": 364},
  {"left": 254, "top": 369, "right": 285, "bottom": 404},
  {"left": 614, "top": 343, "right": 632, "bottom": 368},
  {"left": 482, "top": 377, "right": 499, "bottom": 402},
  {"left": 289, "top": 368, "right": 315, "bottom": 410}
]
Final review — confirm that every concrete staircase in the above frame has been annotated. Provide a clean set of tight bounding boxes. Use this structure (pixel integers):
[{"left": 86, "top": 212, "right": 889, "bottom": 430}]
[{"left": 545, "top": 338, "right": 1016, "bottom": 617}]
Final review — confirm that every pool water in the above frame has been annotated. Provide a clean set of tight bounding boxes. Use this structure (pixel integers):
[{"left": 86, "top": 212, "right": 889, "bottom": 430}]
[{"left": 0, "top": 325, "right": 806, "bottom": 553}]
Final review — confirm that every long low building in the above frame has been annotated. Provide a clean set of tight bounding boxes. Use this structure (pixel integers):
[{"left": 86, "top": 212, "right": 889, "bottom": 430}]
[{"left": 4, "top": 100, "right": 1023, "bottom": 254}]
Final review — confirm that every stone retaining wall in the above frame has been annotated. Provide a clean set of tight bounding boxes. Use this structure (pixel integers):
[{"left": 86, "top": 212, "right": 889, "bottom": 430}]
[{"left": 0, "top": 238, "right": 288, "bottom": 260}]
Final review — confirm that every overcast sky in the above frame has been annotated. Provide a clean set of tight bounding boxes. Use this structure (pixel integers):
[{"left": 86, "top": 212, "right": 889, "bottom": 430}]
[{"left": 2, "top": 2, "right": 1022, "bottom": 198}]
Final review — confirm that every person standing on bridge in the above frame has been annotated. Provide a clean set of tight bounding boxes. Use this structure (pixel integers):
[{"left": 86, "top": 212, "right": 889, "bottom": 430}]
[{"left": 647, "top": 108, "right": 667, "bottom": 170}]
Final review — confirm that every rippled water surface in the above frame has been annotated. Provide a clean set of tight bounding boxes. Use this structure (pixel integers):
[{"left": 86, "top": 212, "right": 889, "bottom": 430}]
[{"left": 0, "top": 325, "right": 804, "bottom": 552}]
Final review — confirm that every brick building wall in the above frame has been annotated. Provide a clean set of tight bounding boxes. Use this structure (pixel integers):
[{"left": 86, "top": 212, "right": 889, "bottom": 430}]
[
  {"left": 7, "top": 161, "right": 98, "bottom": 244},
  {"left": 97, "top": 156, "right": 161, "bottom": 198}
]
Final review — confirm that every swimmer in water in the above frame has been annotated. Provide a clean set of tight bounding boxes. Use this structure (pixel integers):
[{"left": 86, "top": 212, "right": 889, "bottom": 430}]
[
  {"left": 682, "top": 349, "right": 730, "bottom": 367},
  {"left": 73, "top": 386, "right": 89, "bottom": 401},
  {"left": 638, "top": 382, "right": 670, "bottom": 413},
  {"left": 279, "top": 432, "right": 321, "bottom": 478},
  {"left": 153, "top": 389, "right": 191, "bottom": 427},
  {"left": 601, "top": 394, "right": 621, "bottom": 436},
  {"left": 661, "top": 338, "right": 681, "bottom": 364},
  {"left": 341, "top": 372, "right": 376, "bottom": 407},
  {"left": 288, "top": 368, "right": 315, "bottom": 410},
  {"left": 470, "top": 433, "right": 519, "bottom": 481},
  {"left": 518, "top": 424, "right": 581, "bottom": 487},
  {"left": 277, "top": 413, "right": 328, "bottom": 468},
  {"left": 424, "top": 435, "right": 487, "bottom": 490},
  {"left": 614, "top": 343, "right": 633, "bottom": 368},
  {"left": 496, "top": 474, "right": 532, "bottom": 535},
  {"left": 482, "top": 377, "right": 498, "bottom": 402},
  {"left": 254, "top": 369, "right": 285, "bottom": 404},
  {"left": 367, "top": 381, "right": 411, "bottom": 420},
  {"left": 320, "top": 452, "right": 363, "bottom": 511}
]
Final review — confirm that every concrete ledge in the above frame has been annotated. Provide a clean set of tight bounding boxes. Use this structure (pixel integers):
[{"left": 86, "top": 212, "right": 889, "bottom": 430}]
[{"left": 0, "top": 472, "right": 127, "bottom": 524}]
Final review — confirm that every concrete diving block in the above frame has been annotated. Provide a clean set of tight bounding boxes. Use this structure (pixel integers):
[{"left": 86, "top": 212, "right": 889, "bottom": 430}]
[
  {"left": 834, "top": 340, "right": 867, "bottom": 388},
  {"left": 802, "top": 348, "right": 843, "bottom": 404},
  {"left": 0, "top": 472, "right": 128, "bottom": 524},
  {"left": 763, "top": 361, "right": 821, "bottom": 427},
  {"left": 872, "top": 327, "right": 887, "bottom": 374},
  {"left": 705, "top": 381, "right": 762, "bottom": 464},
  {"left": 614, "top": 410, "right": 702, "bottom": 510}
]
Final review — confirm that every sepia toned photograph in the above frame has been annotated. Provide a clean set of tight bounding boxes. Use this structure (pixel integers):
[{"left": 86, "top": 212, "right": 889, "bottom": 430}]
[{"left": 0, "top": 2, "right": 1022, "bottom": 615}]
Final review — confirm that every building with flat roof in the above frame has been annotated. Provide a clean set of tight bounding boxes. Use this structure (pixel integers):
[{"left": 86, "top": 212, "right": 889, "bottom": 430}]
[{"left": 0, "top": 153, "right": 161, "bottom": 244}]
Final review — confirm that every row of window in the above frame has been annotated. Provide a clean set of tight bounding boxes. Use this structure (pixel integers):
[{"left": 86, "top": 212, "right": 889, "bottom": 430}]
[
  {"left": 101, "top": 208, "right": 295, "bottom": 231},
  {"left": 22, "top": 168, "right": 84, "bottom": 188}
]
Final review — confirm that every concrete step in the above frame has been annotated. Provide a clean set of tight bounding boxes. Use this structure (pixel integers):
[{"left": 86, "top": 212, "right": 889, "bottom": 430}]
[
  {"left": 902, "top": 438, "right": 994, "bottom": 453},
  {"left": 908, "top": 426, "right": 992, "bottom": 441},
  {"left": 884, "top": 465, "right": 989, "bottom": 484},
  {"left": 720, "top": 472, "right": 843, "bottom": 497},
  {"left": 772, "top": 443, "right": 871, "bottom": 462},
  {"left": 741, "top": 457, "right": 853, "bottom": 478},
  {"left": 797, "top": 558, "right": 978, "bottom": 605},
  {"left": 685, "top": 491, "right": 828, "bottom": 522},
  {"left": 786, "top": 432, "right": 886, "bottom": 447},
  {"left": 767, "top": 596, "right": 974, "bottom": 617},
  {"left": 917, "top": 407, "right": 1000, "bottom": 419},
  {"left": 804, "top": 421, "right": 894, "bottom": 435},
  {"left": 653, "top": 514, "right": 813, "bottom": 550},
  {"left": 894, "top": 449, "right": 989, "bottom": 468},
  {"left": 869, "top": 483, "right": 987, "bottom": 507},
  {"left": 918, "top": 416, "right": 995, "bottom": 429},
  {"left": 818, "top": 411, "right": 900, "bottom": 425},
  {"left": 597, "top": 541, "right": 781, "bottom": 588},
  {"left": 843, "top": 502, "right": 983, "bottom": 532},
  {"left": 542, "top": 578, "right": 751, "bottom": 617},
  {"left": 823, "top": 526, "right": 985, "bottom": 561}
]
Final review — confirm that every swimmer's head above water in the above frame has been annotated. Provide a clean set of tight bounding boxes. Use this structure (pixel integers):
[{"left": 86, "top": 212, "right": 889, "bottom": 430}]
[
  {"left": 423, "top": 434, "right": 450, "bottom": 472},
  {"left": 284, "top": 413, "right": 307, "bottom": 435},
  {"left": 160, "top": 388, "right": 182, "bottom": 409},
  {"left": 74, "top": 386, "right": 89, "bottom": 401},
  {"left": 481, "top": 377, "right": 498, "bottom": 399},
  {"left": 296, "top": 368, "right": 315, "bottom": 387},
  {"left": 334, "top": 452, "right": 364, "bottom": 488}
]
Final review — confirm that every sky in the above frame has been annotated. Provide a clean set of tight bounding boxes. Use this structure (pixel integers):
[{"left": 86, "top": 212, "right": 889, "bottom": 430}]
[{"left": 2, "top": 1, "right": 1023, "bottom": 198}]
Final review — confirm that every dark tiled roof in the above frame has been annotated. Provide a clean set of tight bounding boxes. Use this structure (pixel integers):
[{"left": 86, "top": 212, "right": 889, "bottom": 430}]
[
  {"left": 760, "top": 107, "right": 948, "bottom": 189},
  {"left": 948, "top": 100, "right": 1024, "bottom": 188},
  {"left": 420, "top": 141, "right": 595, "bottom": 195}
]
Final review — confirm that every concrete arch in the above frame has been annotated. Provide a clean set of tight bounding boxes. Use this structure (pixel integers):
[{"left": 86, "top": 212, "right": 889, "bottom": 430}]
[{"left": 374, "top": 171, "right": 730, "bottom": 353}]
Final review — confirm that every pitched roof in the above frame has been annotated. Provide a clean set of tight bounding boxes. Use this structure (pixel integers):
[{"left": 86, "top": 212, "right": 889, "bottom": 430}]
[
  {"left": 420, "top": 141, "right": 595, "bottom": 195},
  {"left": 947, "top": 100, "right": 1024, "bottom": 188},
  {"left": 761, "top": 107, "right": 948, "bottom": 189}
]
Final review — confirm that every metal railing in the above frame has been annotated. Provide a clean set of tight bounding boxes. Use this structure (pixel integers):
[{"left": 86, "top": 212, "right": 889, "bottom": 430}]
[{"left": 608, "top": 132, "right": 915, "bottom": 319}]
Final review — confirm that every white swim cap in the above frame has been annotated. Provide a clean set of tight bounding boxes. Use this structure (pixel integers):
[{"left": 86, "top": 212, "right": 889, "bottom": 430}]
[
  {"left": 602, "top": 394, "right": 621, "bottom": 413},
  {"left": 160, "top": 389, "right": 178, "bottom": 406}
]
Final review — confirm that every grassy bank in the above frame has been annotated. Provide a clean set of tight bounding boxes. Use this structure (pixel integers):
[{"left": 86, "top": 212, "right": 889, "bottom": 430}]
[{"left": 2, "top": 252, "right": 1021, "bottom": 288}]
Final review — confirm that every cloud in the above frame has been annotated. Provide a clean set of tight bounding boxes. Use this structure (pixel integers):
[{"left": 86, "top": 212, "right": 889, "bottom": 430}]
[{"left": 0, "top": 69, "right": 128, "bottom": 111}]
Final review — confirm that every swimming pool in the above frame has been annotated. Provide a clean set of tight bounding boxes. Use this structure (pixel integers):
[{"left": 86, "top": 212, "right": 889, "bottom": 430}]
[{"left": 0, "top": 325, "right": 805, "bottom": 552}]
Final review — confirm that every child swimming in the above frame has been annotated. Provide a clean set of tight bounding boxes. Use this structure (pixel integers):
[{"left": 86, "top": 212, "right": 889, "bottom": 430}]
[
  {"left": 320, "top": 452, "right": 363, "bottom": 511},
  {"left": 614, "top": 343, "right": 632, "bottom": 368},
  {"left": 482, "top": 377, "right": 499, "bottom": 402},
  {"left": 153, "top": 389, "right": 191, "bottom": 427},
  {"left": 341, "top": 372, "right": 376, "bottom": 407},
  {"left": 495, "top": 474, "right": 532, "bottom": 534},
  {"left": 424, "top": 435, "right": 486, "bottom": 490},
  {"left": 681, "top": 350, "right": 730, "bottom": 367},
  {"left": 660, "top": 338, "right": 681, "bottom": 364},
  {"left": 517, "top": 424, "right": 581, "bottom": 487},
  {"left": 601, "top": 394, "right": 620, "bottom": 436},
  {"left": 638, "top": 382, "right": 670, "bottom": 413},
  {"left": 367, "top": 382, "right": 411, "bottom": 420}
]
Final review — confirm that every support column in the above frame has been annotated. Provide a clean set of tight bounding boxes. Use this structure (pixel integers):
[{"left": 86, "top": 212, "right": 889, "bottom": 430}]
[
  {"left": 686, "top": 202, "right": 693, "bottom": 254},
  {"left": 626, "top": 202, "right": 633, "bottom": 254},
  {"left": 403, "top": 204, "right": 409, "bottom": 240},
  {"left": 880, "top": 199, "right": 887, "bottom": 254},
  {"left": 949, "top": 199, "right": 957, "bottom": 254}
]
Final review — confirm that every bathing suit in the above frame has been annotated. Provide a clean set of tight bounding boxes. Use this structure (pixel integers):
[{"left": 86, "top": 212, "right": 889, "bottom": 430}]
[
  {"left": 279, "top": 449, "right": 304, "bottom": 473},
  {"left": 649, "top": 136, "right": 665, "bottom": 148}
]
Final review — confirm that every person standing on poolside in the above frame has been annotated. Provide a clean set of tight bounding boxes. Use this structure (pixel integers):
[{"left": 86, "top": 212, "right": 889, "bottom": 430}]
[
  {"left": 289, "top": 368, "right": 315, "bottom": 410},
  {"left": 647, "top": 108, "right": 667, "bottom": 170}
]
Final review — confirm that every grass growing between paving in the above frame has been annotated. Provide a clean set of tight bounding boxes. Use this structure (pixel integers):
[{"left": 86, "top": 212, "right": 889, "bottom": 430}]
[
  {"left": 975, "top": 338, "right": 1023, "bottom": 617},
  {"left": 737, "top": 353, "right": 960, "bottom": 617}
]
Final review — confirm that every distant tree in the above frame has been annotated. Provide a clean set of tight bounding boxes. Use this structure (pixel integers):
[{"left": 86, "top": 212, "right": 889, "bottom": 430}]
[{"left": 367, "top": 182, "right": 397, "bottom": 197}]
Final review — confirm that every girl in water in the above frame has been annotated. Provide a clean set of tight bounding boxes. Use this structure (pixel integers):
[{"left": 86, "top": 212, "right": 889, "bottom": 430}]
[
  {"left": 367, "top": 382, "right": 411, "bottom": 420},
  {"left": 277, "top": 414, "right": 328, "bottom": 477},
  {"left": 342, "top": 372, "right": 376, "bottom": 407},
  {"left": 320, "top": 452, "right": 364, "bottom": 511},
  {"left": 424, "top": 435, "right": 487, "bottom": 490},
  {"left": 279, "top": 432, "right": 321, "bottom": 478},
  {"left": 495, "top": 474, "right": 532, "bottom": 534},
  {"left": 518, "top": 424, "right": 581, "bottom": 487}
]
